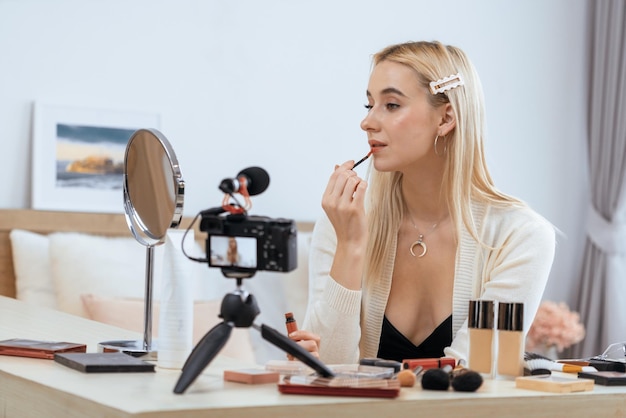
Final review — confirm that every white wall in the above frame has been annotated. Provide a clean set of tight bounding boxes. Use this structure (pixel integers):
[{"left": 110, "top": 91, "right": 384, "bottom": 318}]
[{"left": 0, "top": 0, "right": 589, "bottom": 306}]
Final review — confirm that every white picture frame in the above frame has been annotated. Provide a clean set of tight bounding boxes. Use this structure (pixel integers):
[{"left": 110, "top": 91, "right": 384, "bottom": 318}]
[{"left": 31, "top": 102, "right": 161, "bottom": 213}]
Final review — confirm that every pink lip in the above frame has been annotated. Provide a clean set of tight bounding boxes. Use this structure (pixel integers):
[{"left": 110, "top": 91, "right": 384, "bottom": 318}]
[{"left": 368, "top": 140, "right": 386, "bottom": 153}]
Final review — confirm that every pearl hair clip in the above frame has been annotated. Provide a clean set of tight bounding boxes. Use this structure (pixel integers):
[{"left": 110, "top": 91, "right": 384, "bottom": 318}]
[{"left": 429, "top": 73, "right": 464, "bottom": 95}]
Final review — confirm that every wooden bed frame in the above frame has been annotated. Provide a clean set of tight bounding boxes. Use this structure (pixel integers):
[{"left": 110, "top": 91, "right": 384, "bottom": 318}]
[{"left": 0, "top": 209, "right": 312, "bottom": 300}]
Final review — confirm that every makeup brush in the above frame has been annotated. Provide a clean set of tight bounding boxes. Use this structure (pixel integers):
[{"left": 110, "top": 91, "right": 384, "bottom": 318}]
[
  {"left": 449, "top": 368, "right": 483, "bottom": 392},
  {"left": 421, "top": 365, "right": 452, "bottom": 391},
  {"left": 351, "top": 151, "right": 372, "bottom": 170},
  {"left": 524, "top": 366, "right": 551, "bottom": 376},
  {"left": 395, "top": 365, "right": 423, "bottom": 387}
]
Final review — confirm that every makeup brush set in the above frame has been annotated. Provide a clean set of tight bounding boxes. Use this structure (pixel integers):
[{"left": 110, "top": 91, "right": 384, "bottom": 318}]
[
  {"left": 420, "top": 365, "right": 484, "bottom": 392},
  {"left": 523, "top": 351, "right": 598, "bottom": 376},
  {"left": 516, "top": 351, "right": 626, "bottom": 392},
  {"left": 364, "top": 358, "right": 484, "bottom": 392}
]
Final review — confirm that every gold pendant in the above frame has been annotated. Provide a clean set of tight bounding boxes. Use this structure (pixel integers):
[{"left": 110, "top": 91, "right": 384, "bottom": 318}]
[{"left": 410, "top": 236, "right": 427, "bottom": 257}]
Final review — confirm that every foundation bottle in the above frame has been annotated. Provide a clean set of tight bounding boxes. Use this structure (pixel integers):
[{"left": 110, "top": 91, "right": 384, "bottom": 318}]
[
  {"left": 468, "top": 300, "right": 494, "bottom": 376},
  {"left": 497, "top": 302, "right": 524, "bottom": 377}
]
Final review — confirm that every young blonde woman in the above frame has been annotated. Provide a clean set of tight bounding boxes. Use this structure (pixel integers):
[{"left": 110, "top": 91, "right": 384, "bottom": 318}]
[{"left": 291, "top": 41, "right": 555, "bottom": 364}]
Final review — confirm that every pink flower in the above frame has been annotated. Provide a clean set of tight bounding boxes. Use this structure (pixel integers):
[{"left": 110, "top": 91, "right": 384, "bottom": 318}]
[{"left": 526, "top": 301, "right": 586, "bottom": 352}]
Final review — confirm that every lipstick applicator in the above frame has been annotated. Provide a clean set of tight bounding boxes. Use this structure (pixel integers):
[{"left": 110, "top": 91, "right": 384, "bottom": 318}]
[{"left": 351, "top": 150, "right": 372, "bottom": 170}]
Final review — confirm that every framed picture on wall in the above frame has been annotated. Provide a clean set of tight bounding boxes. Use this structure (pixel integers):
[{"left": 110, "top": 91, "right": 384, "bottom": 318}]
[{"left": 31, "top": 102, "right": 161, "bottom": 213}]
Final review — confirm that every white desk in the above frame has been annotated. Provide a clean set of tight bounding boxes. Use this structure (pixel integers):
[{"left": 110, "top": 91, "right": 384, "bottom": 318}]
[{"left": 1, "top": 295, "right": 626, "bottom": 417}]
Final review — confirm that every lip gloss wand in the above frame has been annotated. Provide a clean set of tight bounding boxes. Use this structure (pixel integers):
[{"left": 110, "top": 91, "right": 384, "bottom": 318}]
[{"left": 351, "top": 150, "right": 372, "bottom": 170}]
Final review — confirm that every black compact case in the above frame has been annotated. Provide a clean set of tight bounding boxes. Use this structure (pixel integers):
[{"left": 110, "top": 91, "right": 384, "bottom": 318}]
[
  {"left": 578, "top": 371, "right": 626, "bottom": 386},
  {"left": 588, "top": 359, "right": 626, "bottom": 372},
  {"left": 54, "top": 352, "right": 155, "bottom": 373}
]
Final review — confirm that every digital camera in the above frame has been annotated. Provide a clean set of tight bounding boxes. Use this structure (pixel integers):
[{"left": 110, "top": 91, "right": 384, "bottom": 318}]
[{"left": 201, "top": 212, "right": 297, "bottom": 275}]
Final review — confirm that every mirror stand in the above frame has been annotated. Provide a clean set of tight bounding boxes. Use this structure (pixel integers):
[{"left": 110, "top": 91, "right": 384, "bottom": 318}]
[
  {"left": 98, "top": 245, "right": 158, "bottom": 359},
  {"left": 142, "top": 245, "right": 156, "bottom": 351}
]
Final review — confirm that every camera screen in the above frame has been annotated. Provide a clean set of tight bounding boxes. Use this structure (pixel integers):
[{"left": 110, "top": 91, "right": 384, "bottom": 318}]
[{"left": 208, "top": 235, "right": 257, "bottom": 268}]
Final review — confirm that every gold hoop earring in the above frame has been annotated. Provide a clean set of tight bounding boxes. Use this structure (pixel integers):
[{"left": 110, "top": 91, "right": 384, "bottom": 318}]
[{"left": 434, "top": 134, "right": 447, "bottom": 157}]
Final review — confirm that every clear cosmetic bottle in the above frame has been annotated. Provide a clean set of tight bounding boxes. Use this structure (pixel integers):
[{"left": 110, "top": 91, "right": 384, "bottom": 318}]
[
  {"left": 468, "top": 299, "right": 495, "bottom": 377},
  {"left": 497, "top": 302, "right": 524, "bottom": 377}
]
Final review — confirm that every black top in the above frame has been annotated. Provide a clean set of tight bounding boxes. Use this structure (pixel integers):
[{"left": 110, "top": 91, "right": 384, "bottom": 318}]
[{"left": 377, "top": 314, "right": 452, "bottom": 362}]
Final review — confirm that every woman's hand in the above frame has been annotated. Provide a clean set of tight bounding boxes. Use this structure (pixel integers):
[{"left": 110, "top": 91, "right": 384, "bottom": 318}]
[
  {"left": 321, "top": 160, "right": 368, "bottom": 245},
  {"left": 321, "top": 160, "right": 368, "bottom": 290},
  {"left": 287, "top": 329, "right": 321, "bottom": 359}
]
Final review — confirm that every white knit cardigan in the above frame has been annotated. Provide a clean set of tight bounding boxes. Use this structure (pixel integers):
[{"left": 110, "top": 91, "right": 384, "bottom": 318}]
[{"left": 302, "top": 200, "right": 556, "bottom": 364}]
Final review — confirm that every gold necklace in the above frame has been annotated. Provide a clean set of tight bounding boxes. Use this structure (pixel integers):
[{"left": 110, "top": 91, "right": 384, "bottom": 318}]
[{"left": 407, "top": 215, "right": 442, "bottom": 257}]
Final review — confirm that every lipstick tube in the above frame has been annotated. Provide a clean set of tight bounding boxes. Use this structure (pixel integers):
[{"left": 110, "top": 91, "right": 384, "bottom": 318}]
[
  {"left": 285, "top": 312, "right": 298, "bottom": 334},
  {"left": 402, "top": 357, "right": 456, "bottom": 371}
]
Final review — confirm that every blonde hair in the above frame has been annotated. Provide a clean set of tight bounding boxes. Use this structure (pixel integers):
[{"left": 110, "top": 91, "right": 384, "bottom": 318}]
[{"left": 364, "top": 41, "right": 522, "bottom": 283}]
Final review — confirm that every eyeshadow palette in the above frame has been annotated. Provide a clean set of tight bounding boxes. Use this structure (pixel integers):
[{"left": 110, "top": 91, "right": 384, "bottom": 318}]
[{"left": 0, "top": 338, "right": 86, "bottom": 360}]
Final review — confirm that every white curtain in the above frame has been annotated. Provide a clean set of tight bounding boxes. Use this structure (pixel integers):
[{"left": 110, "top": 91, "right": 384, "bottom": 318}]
[{"left": 572, "top": 0, "right": 626, "bottom": 358}]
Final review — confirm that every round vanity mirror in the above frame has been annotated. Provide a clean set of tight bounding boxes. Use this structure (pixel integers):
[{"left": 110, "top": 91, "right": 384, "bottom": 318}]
[
  {"left": 123, "top": 128, "right": 184, "bottom": 245},
  {"left": 99, "top": 128, "right": 184, "bottom": 358}
]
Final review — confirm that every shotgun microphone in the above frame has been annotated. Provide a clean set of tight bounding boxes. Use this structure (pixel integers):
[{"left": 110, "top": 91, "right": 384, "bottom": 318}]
[{"left": 219, "top": 166, "right": 270, "bottom": 196}]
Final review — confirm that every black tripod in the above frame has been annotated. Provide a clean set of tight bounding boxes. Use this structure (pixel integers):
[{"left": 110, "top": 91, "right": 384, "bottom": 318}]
[{"left": 173, "top": 272, "right": 334, "bottom": 394}]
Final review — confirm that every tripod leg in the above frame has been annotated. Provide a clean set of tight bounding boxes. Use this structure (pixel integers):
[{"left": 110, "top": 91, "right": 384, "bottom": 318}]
[
  {"left": 255, "top": 323, "right": 335, "bottom": 378},
  {"left": 174, "top": 322, "right": 233, "bottom": 394}
]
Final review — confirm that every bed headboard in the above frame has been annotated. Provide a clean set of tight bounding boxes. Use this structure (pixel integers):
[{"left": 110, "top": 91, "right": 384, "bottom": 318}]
[{"left": 0, "top": 209, "right": 313, "bottom": 299}]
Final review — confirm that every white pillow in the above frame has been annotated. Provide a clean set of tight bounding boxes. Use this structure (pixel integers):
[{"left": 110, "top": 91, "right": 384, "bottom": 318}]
[
  {"left": 9, "top": 229, "right": 57, "bottom": 308},
  {"left": 49, "top": 232, "right": 147, "bottom": 317}
]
